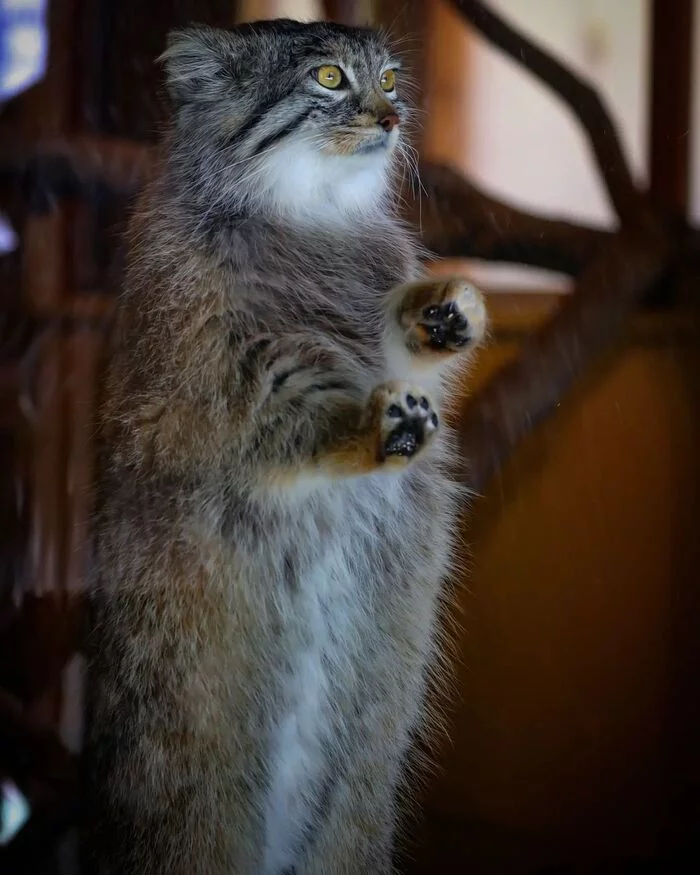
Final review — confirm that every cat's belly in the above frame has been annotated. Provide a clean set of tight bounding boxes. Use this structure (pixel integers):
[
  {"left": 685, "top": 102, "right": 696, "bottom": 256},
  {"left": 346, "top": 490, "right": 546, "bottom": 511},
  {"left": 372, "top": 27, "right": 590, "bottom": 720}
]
[
  {"left": 260, "top": 469, "right": 451, "bottom": 872},
  {"left": 261, "top": 552, "right": 347, "bottom": 874},
  {"left": 262, "top": 643, "right": 329, "bottom": 874}
]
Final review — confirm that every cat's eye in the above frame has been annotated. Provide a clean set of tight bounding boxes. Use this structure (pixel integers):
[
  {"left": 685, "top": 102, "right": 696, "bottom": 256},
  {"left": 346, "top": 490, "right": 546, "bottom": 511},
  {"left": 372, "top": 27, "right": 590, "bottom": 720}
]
[
  {"left": 380, "top": 70, "right": 396, "bottom": 92},
  {"left": 315, "top": 65, "right": 344, "bottom": 89}
]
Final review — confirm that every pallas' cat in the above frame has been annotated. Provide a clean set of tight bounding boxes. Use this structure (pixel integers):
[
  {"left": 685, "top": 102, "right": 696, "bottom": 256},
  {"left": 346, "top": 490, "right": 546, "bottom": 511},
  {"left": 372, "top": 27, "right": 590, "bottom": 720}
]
[{"left": 85, "top": 18, "right": 486, "bottom": 875}]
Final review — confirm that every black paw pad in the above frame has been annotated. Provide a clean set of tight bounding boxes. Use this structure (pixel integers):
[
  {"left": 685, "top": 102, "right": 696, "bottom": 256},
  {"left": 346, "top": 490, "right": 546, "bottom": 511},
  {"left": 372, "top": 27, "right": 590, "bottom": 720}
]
[
  {"left": 385, "top": 420, "right": 422, "bottom": 457},
  {"left": 381, "top": 389, "right": 439, "bottom": 460},
  {"left": 420, "top": 300, "right": 472, "bottom": 350}
]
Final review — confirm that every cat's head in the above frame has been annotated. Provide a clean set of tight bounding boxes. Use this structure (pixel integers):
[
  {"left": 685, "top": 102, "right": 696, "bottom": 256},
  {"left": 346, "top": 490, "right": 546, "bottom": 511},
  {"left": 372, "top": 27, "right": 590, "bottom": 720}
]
[{"left": 161, "top": 20, "right": 410, "bottom": 222}]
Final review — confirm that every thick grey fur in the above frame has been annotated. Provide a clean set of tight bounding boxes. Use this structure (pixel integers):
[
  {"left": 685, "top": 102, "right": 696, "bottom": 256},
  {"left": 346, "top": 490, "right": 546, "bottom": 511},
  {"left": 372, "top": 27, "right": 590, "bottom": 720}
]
[{"left": 84, "top": 19, "right": 484, "bottom": 875}]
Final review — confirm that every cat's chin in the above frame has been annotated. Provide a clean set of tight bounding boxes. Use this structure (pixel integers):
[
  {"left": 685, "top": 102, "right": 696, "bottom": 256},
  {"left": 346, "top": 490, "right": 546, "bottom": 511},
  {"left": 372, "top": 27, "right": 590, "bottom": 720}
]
[
  {"left": 251, "top": 139, "right": 394, "bottom": 222},
  {"left": 347, "top": 138, "right": 391, "bottom": 156}
]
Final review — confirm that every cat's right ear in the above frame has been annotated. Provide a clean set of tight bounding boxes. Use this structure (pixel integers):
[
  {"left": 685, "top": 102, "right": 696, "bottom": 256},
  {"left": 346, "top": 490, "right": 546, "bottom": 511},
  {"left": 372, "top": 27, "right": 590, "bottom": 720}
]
[{"left": 159, "top": 27, "right": 234, "bottom": 104}]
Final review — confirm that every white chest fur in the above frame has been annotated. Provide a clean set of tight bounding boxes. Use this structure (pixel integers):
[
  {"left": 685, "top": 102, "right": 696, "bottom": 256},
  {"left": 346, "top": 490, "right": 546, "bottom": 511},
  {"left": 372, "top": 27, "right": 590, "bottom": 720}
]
[
  {"left": 263, "top": 643, "right": 328, "bottom": 873},
  {"left": 261, "top": 478, "right": 406, "bottom": 872},
  {"left": 262, "top": 555, "right": 346, "bottom": 874}
]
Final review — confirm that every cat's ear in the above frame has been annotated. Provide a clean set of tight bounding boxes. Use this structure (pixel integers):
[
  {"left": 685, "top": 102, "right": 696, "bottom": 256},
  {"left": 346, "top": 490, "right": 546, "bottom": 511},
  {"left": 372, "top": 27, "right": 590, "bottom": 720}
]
[{"left": 159, "top": 27, "right": 234, "bottom": 104}]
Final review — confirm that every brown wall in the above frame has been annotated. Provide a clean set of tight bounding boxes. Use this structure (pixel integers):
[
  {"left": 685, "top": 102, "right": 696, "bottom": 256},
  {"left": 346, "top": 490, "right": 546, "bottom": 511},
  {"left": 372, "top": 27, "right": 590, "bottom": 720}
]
[
  {"left": 415, "top": 12, "right": 700, "bottom": 865},
  {"left": 408, "top": 295, "right": 700, "bottom": 873}
]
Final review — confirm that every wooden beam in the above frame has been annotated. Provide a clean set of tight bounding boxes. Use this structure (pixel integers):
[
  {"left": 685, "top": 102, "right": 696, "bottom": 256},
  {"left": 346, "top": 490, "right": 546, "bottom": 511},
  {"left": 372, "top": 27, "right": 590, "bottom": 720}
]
[{"left": 648, "top": 0, "right": 693, "bottom": 217}]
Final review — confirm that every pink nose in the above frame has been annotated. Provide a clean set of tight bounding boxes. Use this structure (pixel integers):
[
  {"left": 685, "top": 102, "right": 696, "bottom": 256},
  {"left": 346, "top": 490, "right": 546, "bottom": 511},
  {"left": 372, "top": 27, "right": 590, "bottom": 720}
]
[{"left": 378, "top": 112, "right": 399, "bottom": 133}]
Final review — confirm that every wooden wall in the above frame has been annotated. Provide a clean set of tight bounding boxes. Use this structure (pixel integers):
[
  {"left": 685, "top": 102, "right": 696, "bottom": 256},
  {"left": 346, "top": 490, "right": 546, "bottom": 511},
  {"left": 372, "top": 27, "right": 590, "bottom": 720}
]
[
  {"left": 407, "top": 295, "right": 700, "bottom": 873},
  {"left": 415, "top": 6, "right": 700, "bottom": 867}
]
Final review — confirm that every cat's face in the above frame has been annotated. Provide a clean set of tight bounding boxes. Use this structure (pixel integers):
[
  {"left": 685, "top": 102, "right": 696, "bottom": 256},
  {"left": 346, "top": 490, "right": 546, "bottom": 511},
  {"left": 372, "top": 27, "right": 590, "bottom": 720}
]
[{"left": 162, "top": 20, "right": 408, "bottom": 220}]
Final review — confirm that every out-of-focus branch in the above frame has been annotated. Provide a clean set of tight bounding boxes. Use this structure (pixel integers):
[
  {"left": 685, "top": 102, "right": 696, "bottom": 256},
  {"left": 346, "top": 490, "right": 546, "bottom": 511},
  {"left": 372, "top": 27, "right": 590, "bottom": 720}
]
[
  {"left": 414, "top": 163, "right": 610, "bottom": 276},
  {"left": 451, "top": 0, "right": 649, "bottom": 228},
  {"left": 458, "top": 228, "right": 667, "bottom": 493},
  {"left": 417, "top": 0, "right": 673, "bottom": 492},
  {"left": 0, "top": 136, "right": 151, "bottom": 200}
]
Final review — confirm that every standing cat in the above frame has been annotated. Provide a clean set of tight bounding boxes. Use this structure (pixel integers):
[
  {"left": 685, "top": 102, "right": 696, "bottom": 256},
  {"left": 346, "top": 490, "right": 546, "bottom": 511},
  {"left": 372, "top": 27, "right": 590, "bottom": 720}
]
[{"left": 84, "top": 19, "right": 486, "bottom": 875}]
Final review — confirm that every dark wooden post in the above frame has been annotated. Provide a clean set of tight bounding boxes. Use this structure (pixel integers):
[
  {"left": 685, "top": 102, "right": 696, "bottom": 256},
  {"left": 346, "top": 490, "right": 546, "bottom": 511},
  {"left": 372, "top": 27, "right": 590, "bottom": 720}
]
[{"left": 648, "top": 0, "right": 693, "bottom": 218}]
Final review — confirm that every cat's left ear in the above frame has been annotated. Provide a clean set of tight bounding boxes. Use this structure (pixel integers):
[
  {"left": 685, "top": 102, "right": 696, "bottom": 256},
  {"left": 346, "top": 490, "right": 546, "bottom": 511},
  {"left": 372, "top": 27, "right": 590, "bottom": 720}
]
[{"left": 159, "top": 26, "right": 234, "bottom": 104}]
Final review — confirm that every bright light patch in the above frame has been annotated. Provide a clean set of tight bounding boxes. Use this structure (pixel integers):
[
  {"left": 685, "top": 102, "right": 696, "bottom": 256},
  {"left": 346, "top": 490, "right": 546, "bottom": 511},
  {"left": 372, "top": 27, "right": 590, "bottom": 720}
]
[
  {"left": 0, "top": 213, "right": 18, "bottom": 253},
  {"left": 0, "top": 0, "right": 47, "bottom": 100},
  {"left": 0, "top": 780, "right": 31, "bottom": 845},
  {"left": 4, "top": 0, "right": 44, "bottom": 12}
]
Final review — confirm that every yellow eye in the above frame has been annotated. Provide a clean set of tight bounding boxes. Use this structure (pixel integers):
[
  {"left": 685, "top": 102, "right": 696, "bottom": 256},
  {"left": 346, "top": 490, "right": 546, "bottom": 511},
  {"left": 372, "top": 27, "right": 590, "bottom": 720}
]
[
  {"left": 315, "top": 65, "right": 343, "bottom": 89},
  {"left": 380, "top": 69, "right": 396, "bottom": 92}
]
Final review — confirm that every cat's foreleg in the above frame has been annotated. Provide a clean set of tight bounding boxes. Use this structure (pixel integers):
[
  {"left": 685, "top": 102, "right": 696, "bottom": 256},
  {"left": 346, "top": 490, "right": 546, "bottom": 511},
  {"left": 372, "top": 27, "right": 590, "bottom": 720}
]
[
  {"left": 234, "top": 334, "right": 441, "bottom": 489},
  {"left": 313, "top": 379, "right": 440, "bottom": 477},
  {"left": 383, "top": 277, "right": 487, "bottom": 389}
]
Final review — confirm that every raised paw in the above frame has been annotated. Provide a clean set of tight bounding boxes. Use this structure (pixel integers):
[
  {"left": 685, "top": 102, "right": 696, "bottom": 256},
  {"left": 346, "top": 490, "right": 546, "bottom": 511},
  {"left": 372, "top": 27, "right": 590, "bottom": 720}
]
[
  {"left": 370, "top": 382, "right": 439, "bottom": 464},
  {"left": 396, "top": 277, "right": 487, "bottom": 355}
]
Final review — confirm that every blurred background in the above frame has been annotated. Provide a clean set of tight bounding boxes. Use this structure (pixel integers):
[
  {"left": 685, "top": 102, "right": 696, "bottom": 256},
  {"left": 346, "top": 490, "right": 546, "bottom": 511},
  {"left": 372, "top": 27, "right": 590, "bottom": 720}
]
[{"left": 1, "top": 1, "right": 699, "bottom": 873}]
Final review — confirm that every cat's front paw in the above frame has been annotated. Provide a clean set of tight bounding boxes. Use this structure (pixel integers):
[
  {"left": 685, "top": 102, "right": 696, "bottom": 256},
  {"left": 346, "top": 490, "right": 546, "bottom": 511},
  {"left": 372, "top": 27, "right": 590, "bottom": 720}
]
[
  {"left": 370, "top": 382, "right": 439, "bottom": 464},
  {"left": 397, "top": 277, "right": 487, "bottom": 355}
]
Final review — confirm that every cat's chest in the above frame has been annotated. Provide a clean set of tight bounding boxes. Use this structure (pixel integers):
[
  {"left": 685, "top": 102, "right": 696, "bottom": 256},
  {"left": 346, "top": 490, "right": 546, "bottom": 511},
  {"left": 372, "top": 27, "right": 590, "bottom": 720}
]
[
  {"left": 292, "top": 241, "right": 406, "bottom": 295},
  {"left": 256, "top": 223, "right": 411, "bottom": 292},
  {"left": 268, "top": 238, "right": 410, "bottom": 342}
]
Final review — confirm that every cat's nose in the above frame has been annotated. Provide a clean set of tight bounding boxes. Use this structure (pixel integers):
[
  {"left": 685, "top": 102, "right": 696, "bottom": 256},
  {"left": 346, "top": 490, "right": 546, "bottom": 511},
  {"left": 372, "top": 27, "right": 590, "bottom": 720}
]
[{"left": 378, "top": 112, "right": 399, "bottom": 133}]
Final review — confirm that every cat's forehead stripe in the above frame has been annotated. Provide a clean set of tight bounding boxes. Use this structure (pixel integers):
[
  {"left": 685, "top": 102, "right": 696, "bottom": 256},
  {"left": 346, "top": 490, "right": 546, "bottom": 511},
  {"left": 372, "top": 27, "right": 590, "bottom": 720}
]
[{"left": 233, "top": 19, "right": 396, "bottom": 68}]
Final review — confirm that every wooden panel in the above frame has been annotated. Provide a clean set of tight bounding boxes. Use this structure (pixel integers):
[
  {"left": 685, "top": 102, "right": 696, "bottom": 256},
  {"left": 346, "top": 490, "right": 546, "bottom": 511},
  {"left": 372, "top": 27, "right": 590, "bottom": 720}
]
[
  {"left": 1, "top": 0, "right": 110, "bottom": 862},
  {"left": 98, "top": 0, "right": 241, "bottom": 141},
  {"left": 421, "top": 0, "right": 471, "bottom": 167},
  {"left": 18, "top": 2, "right": 79, "bottom": 749},
  {"left": 649, "top": 0, "right": 693, "bottom": 217},
  {"left": 406, "top": 300, "right": 700, "bottom": 873}
]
